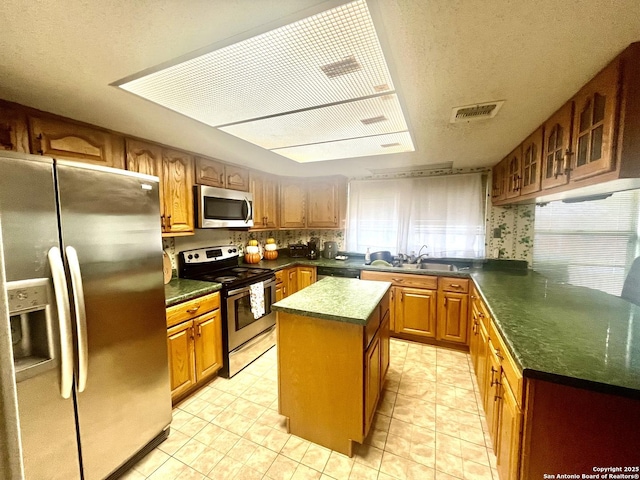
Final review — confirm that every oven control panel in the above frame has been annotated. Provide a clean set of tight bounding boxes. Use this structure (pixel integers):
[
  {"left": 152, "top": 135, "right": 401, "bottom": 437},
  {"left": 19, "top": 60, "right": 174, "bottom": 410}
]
[{"left": 180, "top": 245, "right": 239, "bottom": 264}]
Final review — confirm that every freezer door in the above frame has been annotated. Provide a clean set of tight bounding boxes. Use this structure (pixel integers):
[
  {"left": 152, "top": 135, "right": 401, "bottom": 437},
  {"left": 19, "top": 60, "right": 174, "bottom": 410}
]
[
  {"left": 55, "top": 161, "right": 171, "bottom": 480},
  {"left": 0, "top": 152, "right": 81, "bottom": 480}
]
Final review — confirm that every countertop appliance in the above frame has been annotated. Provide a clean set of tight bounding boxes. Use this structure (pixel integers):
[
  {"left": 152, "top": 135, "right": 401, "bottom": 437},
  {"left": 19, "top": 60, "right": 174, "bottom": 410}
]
[
  {"left": 307, "top": 237, "right": 319, "bottom": 260},
  {"left": 323, "top": 241, "right": 338, "bottom": 259},
  {"left": 178, "top": 245, "right": 276, "bottom": 378},
  {"left": 289, "top": 243, "right": 308, "bottom": 258},
  {"left": 0, "top": 151, "right": 171, "bottom": 480},
  {"left": 195, "top": 184, "right": 253, "bottom": 228}
]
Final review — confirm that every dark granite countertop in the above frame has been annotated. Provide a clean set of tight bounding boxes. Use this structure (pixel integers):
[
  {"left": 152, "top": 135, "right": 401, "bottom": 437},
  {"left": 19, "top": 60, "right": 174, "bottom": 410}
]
[
  {"left": 272, "top": 277, "right": 391, "bottom": 325},
  {"left": 164, "top": 278, "right": 221, "bottom": 307},
  {"left": 472, "top": 270, "right": 640, "bottom": 398}
]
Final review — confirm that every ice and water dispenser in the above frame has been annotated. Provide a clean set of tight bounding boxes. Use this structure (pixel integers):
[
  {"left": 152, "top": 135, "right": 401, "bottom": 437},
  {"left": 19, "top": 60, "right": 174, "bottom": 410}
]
[{"left": 8, "top": 278, "right": 56, "bottom": 382}]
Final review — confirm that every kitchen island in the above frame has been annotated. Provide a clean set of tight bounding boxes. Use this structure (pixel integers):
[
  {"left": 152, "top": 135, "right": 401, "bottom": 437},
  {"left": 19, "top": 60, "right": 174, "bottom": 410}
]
[{"left": 272, "top": 277, "right": 391, "bottom": 456}]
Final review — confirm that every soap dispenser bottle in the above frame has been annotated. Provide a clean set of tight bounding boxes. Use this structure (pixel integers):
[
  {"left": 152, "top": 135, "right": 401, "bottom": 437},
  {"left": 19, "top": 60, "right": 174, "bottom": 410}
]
[{"left": 365, "top": 248, "right": 371, "bottom": 264}]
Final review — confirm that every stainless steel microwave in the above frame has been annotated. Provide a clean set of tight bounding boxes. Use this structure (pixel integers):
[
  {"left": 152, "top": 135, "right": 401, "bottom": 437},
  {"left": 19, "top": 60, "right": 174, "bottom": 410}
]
[{"left": 195, "top": 185, "right": 253, "bottom": 228}]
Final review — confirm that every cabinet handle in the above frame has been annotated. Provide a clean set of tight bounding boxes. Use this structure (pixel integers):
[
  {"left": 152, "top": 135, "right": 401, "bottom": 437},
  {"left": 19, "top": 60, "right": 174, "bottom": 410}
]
[
  {"left": 166, "top": 215, "right": 172, "bottom": 229},
  {"left": 495, "top": 348, "right": 504, "bottom": 361},
  {"left": 36, "top": 133, "right": 44, "bottom": 155},
  {"left": 197, "top": 324, "right": 202, "bottom": 337},
  {"left": 478, "top": 312, "right": 485, "bottom": 318},
  {"left": 161, "top": 215, "right": 166, "bottom": 230},
  {"left": 494, "top": 394, "right": 502, "bottom": 402},
  {"left": 449, "top": 284, "right": 462, "bottom": 288},
  {"left": 400, "top": 291, "right": 404, "bottom": 302},
  {"left": 561, "top": 149, "right": 574, "bottom": 177},
  {"left": 392, "top": 278, "right": 404, "bottom": 283},
  {"left": 470, "top": 295, "right": 477, "bottom": 299},
  {"left": 490, "top": 366, "right": 501, "bottom": 387},
  {"left": 189, "top": 327, "right": 194, "bottom": 340},
  {"left": 444, "top": 297, "right": 447, "bottom": 306},
  {"left": 219, "top": 173, "right": 224, "bottom": 184},
  {"left": 186, "top": 305, "right": 201, "bottom": 314},
  {"left": 334, "top": 216, "right": 337, "bottom": 224}
]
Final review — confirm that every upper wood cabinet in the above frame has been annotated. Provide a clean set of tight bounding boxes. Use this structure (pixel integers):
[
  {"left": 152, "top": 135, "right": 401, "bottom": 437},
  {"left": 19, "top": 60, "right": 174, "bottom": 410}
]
[
  {"left": 195, "top": 156, "right": 249, "bottom": 191},
  {"left": 570, "top": 59, "right": 619, "bottom": 181},
  {"left": 0, "top": 103, "right": 29, "bottom": 153},
  {"left": 250, "top": 170, "right": 279, "bottom": 230},
  {"left": 491, "top": 157, "right": 508, "bottom": 202},
  {"left": 541, "top": 102, "right": 573, "bottom": 190},
  {"left": 29, "top": 115, "right": 124, "bottom": 169},
  {"left": 163, "top": 149, "right": 195, "bottom": 235},
  {"left": 126, "top": 139, "right": 194, "bottom": 236},
  {"left": 307, "top": 177, "right": 345, "bottom": 228},
  {"left": 520, "top": 126, "right": 543, "bottom": 196},
  {"left": 505, "top": 146, "right": 523, "bottom": 199},
  {"left": 280, "top": 179, "right": 307, "bottom": 229}
]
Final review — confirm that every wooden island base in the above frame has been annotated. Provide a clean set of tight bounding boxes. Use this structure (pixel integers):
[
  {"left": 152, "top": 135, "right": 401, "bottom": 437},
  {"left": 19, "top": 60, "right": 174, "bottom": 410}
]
[{"left": 276, "top": 286, "right": 390, "bottom": 457}]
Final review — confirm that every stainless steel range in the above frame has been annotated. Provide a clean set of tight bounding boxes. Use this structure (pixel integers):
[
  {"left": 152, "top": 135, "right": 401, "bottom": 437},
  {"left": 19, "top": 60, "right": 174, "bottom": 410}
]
[{"left": 178, "top": 245, "right": 276, "bottom": 378}]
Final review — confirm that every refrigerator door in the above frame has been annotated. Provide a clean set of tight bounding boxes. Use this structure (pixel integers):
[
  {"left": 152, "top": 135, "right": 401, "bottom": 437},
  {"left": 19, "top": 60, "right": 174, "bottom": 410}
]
[
  {"left": 55, "top": 161, "right": 171, "bottom": 480},
  {"left": 0, "top": 152, "right": 81, "bottom": 480}
]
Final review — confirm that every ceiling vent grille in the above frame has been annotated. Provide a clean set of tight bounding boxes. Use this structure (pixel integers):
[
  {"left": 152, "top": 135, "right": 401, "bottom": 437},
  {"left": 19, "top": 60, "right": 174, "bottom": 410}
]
[
  {"left": 381, "top": 142, "right": 400, "bottom": 148},
  {"left": 361, "top": 115, "right": 387, "bottom": 125},
  {"left": 320, "top": 55, "right": 362, "bottom": 78},
  {"left": 450, "top": 101, "right": 505, "bottom": 123}
]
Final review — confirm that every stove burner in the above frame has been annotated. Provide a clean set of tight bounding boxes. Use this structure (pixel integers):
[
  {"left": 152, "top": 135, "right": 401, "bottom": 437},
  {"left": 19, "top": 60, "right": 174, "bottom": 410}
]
[
  {"left": 214, "top": 276, "right": 238, "bottom": 283},
  {"left": 231, "top": 268, "right": 248, "bottom": 273}
]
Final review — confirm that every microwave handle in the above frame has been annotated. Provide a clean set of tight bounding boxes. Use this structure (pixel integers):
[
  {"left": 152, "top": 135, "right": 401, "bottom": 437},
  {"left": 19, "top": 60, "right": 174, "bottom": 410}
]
[{"left": 244, "top": 197, "right": 252, "bottom": 223}]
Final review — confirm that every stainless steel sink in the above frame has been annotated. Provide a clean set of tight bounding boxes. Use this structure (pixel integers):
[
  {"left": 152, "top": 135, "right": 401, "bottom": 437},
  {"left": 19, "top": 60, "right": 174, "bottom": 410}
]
[{"left": 398, "top": 263, "right": 458, "bottom": 272}]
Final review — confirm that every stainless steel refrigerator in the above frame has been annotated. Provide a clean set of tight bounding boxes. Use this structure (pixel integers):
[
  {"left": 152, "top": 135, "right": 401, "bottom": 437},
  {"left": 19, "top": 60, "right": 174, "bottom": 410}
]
[{"left": 0, "top": 151, "right": 172, "bottom": 480}]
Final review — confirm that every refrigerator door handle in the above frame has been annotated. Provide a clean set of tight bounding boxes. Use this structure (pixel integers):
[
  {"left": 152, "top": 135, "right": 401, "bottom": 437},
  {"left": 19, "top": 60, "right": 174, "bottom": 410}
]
[
  {"left": 65, "top": 246, "right": 89, "bottom": 393},
  {"left": 47, "top": 247, "right": 74, "bottom": 399}
]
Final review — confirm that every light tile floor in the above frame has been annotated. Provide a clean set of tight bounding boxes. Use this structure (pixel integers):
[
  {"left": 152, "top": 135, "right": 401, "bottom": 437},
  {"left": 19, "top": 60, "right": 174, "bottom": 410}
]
[{"left": 123, "top": 339, "right": 498, "bottom": 480}]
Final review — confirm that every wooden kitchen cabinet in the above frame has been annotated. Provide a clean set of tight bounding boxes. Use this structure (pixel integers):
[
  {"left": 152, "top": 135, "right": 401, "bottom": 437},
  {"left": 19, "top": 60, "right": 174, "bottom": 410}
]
[
  {"left": 364, "top": 333, "right": 381, "bottom": 434},
  {"left": 162, "top": 149, "right": 195, "bottom": 235},
  {"left": 195, "top": 156, "right": 249, "bottom": 191},
  {"left": 437, "top": 277, "right": 469, "bottom": 344},
  {"left": 297, "top": 266, "right": 316, "bottom": 290},
  {"left": 275, "top": 270, "right": 285, "bottom": 301},
  {"left": 250, "top": 170, "right": 279, "bottom": 229},
  {"left": 495, "top": 370, "right": 523, "bottom": 480},
  {"left": 279, "top": 266, "right": 316, "bottom": 298},
  {"left": 166, "top": 292, "right": 222, "bottom": 403},
  {"left": 505, "top": 146, "right": 523, "bottom": 199},
  {"left": 28, "top": 115, "right": 125, "bottom": 169},
  {"left": 520, "top": 126, "right": 543, "bottom": 196},
  {"left": 279, "top": 179, "right": 307, "bottom": 229},
  {"left": 491, "top": 157, "right": 508, "bottom": 202},
  {"left": 0, "top": 103, "right": 29, "bottom": 152},
  {"left": 307, "top": 177, "right": 345, "bottom": 228},
  {"left": 570, "top": 59, "right": 619, "bottom": 181},
  {"left": 541, "top": 102, "right": 573, "bottom": 190},
  {"left": 395, "top": 286, "right": 437, "bottom": 338}
]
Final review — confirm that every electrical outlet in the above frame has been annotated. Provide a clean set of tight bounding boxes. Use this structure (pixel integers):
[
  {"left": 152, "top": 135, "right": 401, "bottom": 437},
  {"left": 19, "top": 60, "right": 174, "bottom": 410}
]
[{"left": 493, "top": 228, "right": 502, "bottom": 238}]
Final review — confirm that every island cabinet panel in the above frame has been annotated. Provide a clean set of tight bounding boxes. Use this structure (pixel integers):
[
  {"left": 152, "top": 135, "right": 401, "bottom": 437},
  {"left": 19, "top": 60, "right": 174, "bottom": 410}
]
[
  {"left": 277, "top": 312, "right": 365, "bottom": 456},
  {"left": 363, "top": 334, "right": 381, "bottom": 435},
  {"left": 522, "top": 380, "right": 640, "bottom": 479}
]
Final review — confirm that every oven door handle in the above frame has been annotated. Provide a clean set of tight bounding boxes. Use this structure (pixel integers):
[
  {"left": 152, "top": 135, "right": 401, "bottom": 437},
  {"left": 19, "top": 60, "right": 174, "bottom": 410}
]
[{"left": 227, "top": 278, "right": 276, "bottom": 298}]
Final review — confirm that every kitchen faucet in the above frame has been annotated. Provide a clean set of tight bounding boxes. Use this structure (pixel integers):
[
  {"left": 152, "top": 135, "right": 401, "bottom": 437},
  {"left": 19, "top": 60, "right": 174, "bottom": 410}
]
[{"left": 416, "top": 244, "right": 429, "bottom": 264}]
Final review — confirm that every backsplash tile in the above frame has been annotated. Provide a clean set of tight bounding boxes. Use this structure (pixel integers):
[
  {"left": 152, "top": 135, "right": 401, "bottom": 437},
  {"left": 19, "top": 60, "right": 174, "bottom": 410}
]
[{"left": 486, "top": 204, "right": 535, "bottom": 266}]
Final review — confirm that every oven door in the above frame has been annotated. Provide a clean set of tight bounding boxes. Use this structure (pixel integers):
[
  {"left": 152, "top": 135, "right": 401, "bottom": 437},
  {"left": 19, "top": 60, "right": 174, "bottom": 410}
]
[
  {"left": 196, "top": 185, "right": 254, "bottom": 228},
  {"left": 226, "top": 278, "right": 276, "bottom": 351}
]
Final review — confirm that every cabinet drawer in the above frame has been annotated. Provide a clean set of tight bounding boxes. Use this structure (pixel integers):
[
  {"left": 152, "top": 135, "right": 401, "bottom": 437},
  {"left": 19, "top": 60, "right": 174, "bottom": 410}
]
[
  {"left": 439, "top": 277, "right": 469, "bottom": 293},
  {"left": 166, "top": 292, "right": 220, "bottom": 328},
  {"left": 487, "top": 319, "right": 523, "bottom": 404},
  {"left": 361, "top": 270, "right": 437, "bottom": 289}
]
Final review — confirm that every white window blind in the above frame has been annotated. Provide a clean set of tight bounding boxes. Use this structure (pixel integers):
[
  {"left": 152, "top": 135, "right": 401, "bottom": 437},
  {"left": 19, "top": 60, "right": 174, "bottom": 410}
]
[
  {"left": 346, "top": 174, "right": 485, "bottom": 257},
  {"left": 533, "top": 190, "right": 640, "bottom": 295}
]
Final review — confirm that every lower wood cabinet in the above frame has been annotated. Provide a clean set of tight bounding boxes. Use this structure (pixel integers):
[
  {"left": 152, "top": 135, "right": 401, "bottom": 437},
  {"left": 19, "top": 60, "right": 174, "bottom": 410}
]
[
  {"left": 166, "top": 292, "right": 222, "bottom": 403},
  {"left": 395, "top": 286, "right": 437, "bottom": 337},
  {"left": 437, "top": 278, "right": 470, "bottom": 344},
  {"left": 277, "top": 266, "right": 316, "bottom": 299}
]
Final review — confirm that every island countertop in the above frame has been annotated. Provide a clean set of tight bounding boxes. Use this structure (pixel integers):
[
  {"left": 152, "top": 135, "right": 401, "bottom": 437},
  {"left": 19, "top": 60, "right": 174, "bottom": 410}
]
[{"left": 272, "top": 276, "right": 391, "bottom": 325}]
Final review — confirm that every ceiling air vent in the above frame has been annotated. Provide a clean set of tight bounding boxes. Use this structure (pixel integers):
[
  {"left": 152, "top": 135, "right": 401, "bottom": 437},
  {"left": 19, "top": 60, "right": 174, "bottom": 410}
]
[
  {"left": 450, "top": 101, "right": 505, "bottom": 123},
  {"left": 320, "top": 55, "right": 362, "bottom": 78},
  {"left": 361, "top": 115, "right": 387, "bottom": 125}
]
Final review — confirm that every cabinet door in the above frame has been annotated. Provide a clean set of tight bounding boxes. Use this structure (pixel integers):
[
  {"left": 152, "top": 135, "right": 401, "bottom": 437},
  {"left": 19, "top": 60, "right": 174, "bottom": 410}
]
[
  {"left": 520, "top": 127, "right": 543, "bottom": 196},
  {"left": 29, "top": 115, "right": 125, "bottom": 168},
  {"left": 167, "top": 321, "right": 196, "bottom": 400},
  {"left": 286, "top": 268, "right": 298, "bottom": 296},
  {"left": 250, "top": 171, "right": 279, "bottom": 229},
  {"left": 496, "top": 372, "right": 523, "bottom": 480},
  {"left": 395, "top": 287, "right": 437, "bottom": 338},
  {"left": 380, "top": 313, "right": 390, "bottom": 382},
  {"left": 571, "top": 60, "right": 619, "bottom": 181},
  {"left": 476, "top": 320, "right": 489, "bottom": 409},
  {"left": 126, "top": 139, "right": 164, "bottom": 228},
  {"left": 194, "top": 309, "right": 223, "bottom": 381},
  {"left": 194, "top": 156, "right": 225, "bottom": 188},
  {"left": 437, "top": 292, "right": 469, "bottom": 344},
  {"left": 364, "top": 334, "right": 381, "bottom": 436},
  {"left": 505, "top": 146, "right": 523, "bottom": 199},
  {"left": 484, "top": 339, "right": 502, "bottom": 451},
  {"left": 541, "top": 102, "right": 573, "bottom": 190},
  {"left": 225, "top": 164, "right": 249, "bottom": 192},
  {"left": 276, "top": 282, "right": 284, "bottom": 302},
  {"left": 280, "top": 180, "right": 306, "bottom": 228},
  {"left": 297, "top": 266, "right": 316, "bottom": 291},
  {"left": 0, "top": 104, "right": 29, "bottom": 152},
  {"left": 491, "top": 158, "right": 508, "bottom": 203},
  {"left": 307, "top": 179, "right": 339, "bottom": 228},
  {"left": 163, "top": 149, "right": 194, "bottom": 235}
]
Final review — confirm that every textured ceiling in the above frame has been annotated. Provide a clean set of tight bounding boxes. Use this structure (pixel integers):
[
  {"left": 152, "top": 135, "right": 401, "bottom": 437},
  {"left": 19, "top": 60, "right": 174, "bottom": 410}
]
[{"left": 1, "top": 0, "right": 639, "bottom": 177}]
